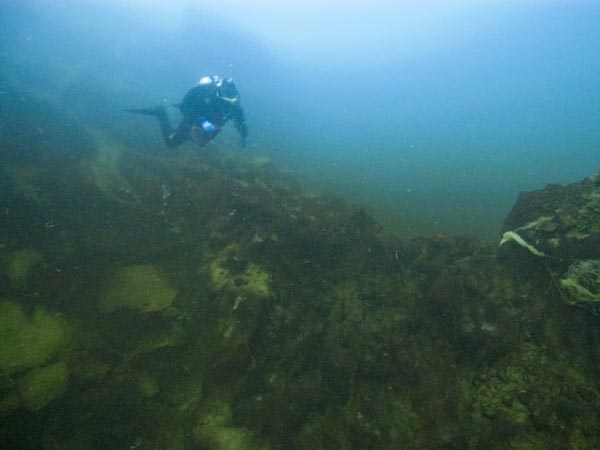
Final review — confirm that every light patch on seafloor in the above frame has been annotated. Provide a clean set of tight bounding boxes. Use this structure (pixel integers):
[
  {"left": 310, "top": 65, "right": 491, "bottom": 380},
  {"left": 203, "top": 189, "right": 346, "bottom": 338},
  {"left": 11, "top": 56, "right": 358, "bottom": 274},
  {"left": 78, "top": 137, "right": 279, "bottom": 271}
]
[
  {"left": 99, "top": 264, "right": 178, "bottom": 313},
  {"left": 209, "top": 245, "right": 272, "bottom": 298}
]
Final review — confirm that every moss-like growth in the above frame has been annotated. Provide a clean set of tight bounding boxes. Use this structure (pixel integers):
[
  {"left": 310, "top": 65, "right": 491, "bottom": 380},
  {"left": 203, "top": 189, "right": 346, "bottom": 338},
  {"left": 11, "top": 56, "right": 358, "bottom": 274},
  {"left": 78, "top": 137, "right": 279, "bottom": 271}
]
[
  {"left": 99, "top": 264, "right": 178, "bottom": 313},
  {"left": 194, "top": 400, "right": 270, "bottom": 450},
  {"left": 136, "top": 373, "right": 159, "bottom": 398},
  {"left": 17, "top": 361, "right": 69, "bottom": 411},
  {"left": 0, "top": 390, "right": 20, "bottom": 417},
  {"left": 0, "top": 301, "right": 68, "bottom": 375},
  {"left": 560, "top": 259, "right": 600, "bottom": 314}
]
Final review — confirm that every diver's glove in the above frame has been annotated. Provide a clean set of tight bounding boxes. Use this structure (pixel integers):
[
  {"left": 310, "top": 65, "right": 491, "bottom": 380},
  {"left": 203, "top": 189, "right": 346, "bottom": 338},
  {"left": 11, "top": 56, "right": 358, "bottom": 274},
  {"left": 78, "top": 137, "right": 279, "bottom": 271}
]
[
  {"left": 200, "top": 120, "right": 216, "bottom": 133},
  {"left": 239, "top": 136, "right": 248, "bottom": 149}
]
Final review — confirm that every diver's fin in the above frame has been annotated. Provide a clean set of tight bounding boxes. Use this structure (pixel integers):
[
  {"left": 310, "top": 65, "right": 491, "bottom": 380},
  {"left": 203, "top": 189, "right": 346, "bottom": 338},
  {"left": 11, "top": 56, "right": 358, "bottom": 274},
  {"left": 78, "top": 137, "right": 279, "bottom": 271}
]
[{"left": 122, "top": 106, "right": 161, "bottom": 116}]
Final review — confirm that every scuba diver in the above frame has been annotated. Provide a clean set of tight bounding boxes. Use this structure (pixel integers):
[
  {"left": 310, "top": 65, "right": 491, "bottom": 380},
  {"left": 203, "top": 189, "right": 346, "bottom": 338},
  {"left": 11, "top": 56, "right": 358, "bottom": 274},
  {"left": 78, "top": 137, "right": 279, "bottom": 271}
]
[{"left": 126, "top": 76, "right": 248, "bottom": 149}]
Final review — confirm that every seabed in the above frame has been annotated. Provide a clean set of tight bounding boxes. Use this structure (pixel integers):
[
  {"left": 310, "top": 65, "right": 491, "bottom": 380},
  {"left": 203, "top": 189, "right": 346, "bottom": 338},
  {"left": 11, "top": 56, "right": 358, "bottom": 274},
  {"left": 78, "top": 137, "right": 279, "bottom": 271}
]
[{"left": 2, "top": 91, "right": 600, "bottom": 450}]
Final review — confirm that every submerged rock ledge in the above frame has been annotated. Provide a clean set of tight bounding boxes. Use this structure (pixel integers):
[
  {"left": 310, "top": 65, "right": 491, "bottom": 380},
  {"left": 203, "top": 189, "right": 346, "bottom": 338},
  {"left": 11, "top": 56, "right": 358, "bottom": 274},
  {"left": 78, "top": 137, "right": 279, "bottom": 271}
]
[{"left": 1, "top": 94, "right": 600, "bottom": 450}]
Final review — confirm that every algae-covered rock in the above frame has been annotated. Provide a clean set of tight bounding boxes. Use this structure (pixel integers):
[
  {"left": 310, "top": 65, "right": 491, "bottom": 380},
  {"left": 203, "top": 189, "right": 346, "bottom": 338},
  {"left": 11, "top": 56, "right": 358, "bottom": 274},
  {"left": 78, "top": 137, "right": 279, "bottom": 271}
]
[
  {"left": 209, "top": 245, "right": 272, "bottom": 298},
  {"left": 560, "top": 259, "right": 600, "bottom": 315},
  {"left": 6, "top": 248, "right": 43, "bottom": 284},
  {"left": 471, "top": 343, "right": 600, "bottom": 448},
  {"left": 136, "top": 373, "right": 159, "bottom": 398},
  {"left": 164, "top": 377, "right": 203, "bottom": 413},
  {"left": 0, "top": 390, "right": 20, "bottom": 417},
  {"left": 0, "top": 301, "right": 68, "bottom": 375},
  {"left": 500, "top": 173, "right": 600, "bottom": 265},
  {"left": 5, "top": 86, "right": 600, "bottom": 450},
  {"left": 17, "top": 361, "right": 69, "bottom": 411},
  {"left": 70, "top": 359, "right": 111, "bottom": 383},
  {"left": 99, "top": 264, "right": 178, "bottom": 313},
  {"left": 343, "top": 384, "right": 419, "bottom": 445},
  {"left": 499, "top": 173, "right": 600, "bottom": 315},
  {"left": 194, "top": 400, "right": 270, "bottom": 450}
]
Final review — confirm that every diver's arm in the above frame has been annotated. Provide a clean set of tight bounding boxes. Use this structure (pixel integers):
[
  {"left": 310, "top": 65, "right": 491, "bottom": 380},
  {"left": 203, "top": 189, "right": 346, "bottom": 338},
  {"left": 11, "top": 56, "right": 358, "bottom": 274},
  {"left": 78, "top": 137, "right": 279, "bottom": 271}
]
[{"left": 231, "top": 105, "right": 248, "bottom": 138}]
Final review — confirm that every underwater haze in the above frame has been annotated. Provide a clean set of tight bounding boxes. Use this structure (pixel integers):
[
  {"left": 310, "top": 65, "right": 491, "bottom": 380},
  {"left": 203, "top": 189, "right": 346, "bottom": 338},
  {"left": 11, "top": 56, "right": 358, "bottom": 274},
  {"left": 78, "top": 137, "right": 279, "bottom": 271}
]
[
  {"left": 5, "top": 2, "right": 600, "bottom": 450},
  {"left": 2, "top": 0, "right": 600, "bottom": 239}
]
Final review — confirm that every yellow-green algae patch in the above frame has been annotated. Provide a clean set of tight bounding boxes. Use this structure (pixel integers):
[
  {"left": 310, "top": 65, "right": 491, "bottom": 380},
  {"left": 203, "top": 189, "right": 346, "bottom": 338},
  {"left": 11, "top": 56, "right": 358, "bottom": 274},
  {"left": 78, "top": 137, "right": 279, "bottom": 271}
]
[
  {"left": 17, "top": 361, "right": 69, "bottom": 411},
  {"left": 99, "top": 264, "right": 178, "bottom": 313},
  {"left": 7, "top": 248, "right": 43, "bottom": 283},
  {"left": 0, "top": 301, "right": 68, "bottom": 375}
]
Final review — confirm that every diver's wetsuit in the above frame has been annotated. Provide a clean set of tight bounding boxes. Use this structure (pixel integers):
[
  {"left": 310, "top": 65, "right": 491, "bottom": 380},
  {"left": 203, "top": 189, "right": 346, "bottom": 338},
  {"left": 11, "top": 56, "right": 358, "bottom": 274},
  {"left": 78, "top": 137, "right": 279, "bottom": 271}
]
[{"left": 145, "top": 79, "right": 248, "bottom": 149}]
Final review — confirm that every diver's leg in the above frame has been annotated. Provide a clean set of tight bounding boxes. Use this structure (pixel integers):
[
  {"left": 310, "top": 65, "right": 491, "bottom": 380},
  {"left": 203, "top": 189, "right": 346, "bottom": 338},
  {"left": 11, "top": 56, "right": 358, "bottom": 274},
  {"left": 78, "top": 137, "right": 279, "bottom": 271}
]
[
  {"left": 155, "top": 107, "right": 190, "bottom": 149},
  {"left": 125, "top": 106, "right": 188, "bottom": 148},
  {"left": 123, "top": 106, "right": 162, "bottom": 116}
]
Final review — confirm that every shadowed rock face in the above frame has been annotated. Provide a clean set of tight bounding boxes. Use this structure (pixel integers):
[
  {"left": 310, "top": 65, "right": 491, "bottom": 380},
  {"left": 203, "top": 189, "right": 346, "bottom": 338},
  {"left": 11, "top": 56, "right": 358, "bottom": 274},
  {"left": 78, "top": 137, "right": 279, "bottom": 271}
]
[
  {"left": 2, "top": 89, "right": 600, "bottom": 450},
  {"left": 501, "top": 174, "right": 600, "bottom": 261}
]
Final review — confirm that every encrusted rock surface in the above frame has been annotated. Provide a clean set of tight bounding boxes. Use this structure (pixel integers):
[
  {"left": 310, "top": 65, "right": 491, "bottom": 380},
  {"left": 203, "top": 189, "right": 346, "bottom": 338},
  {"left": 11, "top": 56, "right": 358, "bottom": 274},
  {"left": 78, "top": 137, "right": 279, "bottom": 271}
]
[
  {"left": 1, "top": 92, "right": 600, "bottom": 450},
  {"left": 501, "top": 171, "right": 600, "bottom": 315}
]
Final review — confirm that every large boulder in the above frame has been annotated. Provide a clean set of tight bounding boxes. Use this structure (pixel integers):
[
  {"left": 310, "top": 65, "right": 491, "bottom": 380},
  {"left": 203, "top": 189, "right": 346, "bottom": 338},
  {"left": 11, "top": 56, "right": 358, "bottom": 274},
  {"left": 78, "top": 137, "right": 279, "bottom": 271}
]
[{"left": 499, "top": 172, "right": 600, "bottom": 314}]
